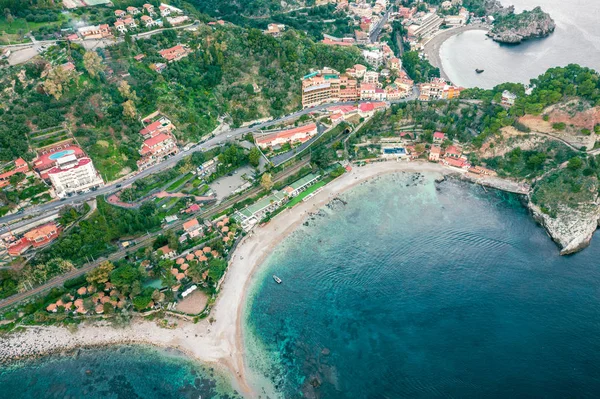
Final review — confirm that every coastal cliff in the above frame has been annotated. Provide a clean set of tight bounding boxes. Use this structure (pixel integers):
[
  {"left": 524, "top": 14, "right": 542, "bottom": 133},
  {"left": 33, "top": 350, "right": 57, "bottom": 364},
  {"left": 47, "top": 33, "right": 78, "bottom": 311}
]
[
  {"left": 528, "top": 201, "right": 600, "bottom": 255},
  {"left": 487, "top": 6, "right": 556, "bottom": 44}
]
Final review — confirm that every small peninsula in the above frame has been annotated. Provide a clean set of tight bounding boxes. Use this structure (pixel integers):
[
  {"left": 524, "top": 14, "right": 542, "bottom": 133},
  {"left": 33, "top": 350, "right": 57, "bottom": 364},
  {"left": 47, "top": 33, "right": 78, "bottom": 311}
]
[{"left": 487, "top": 6, "right": 556, "bottom": 44}]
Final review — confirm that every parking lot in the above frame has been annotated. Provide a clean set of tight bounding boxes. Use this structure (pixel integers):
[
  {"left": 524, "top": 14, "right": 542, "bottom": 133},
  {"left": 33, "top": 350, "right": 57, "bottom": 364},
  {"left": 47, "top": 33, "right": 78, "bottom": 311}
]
[{"left": 209, "top": 165, "right": 254, "bottom": 200}]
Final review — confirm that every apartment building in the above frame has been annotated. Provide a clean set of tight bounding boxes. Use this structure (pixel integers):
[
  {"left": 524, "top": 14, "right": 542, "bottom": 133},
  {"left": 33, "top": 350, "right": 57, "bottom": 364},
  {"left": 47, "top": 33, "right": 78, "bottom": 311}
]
[
  {"left": 47, "top": 155, "right": 104, "bottom": 198},
  {"left": 301, "top": 69, "right": 350, "bottom": 107},
  {"left": 418, "top": 78, "right": 462, "bottom": 101},
  {"left": 406, "top": 12, "right": 443, "bottom": 39},
  {"left": 137, "top": 133, "right": 179, "bottom": 170},
  {"left": 363, "top": 71, "right": 380, "bottom": 84},
  {"left": 362, "top": 49, "right": 384, "bottom": 68}
]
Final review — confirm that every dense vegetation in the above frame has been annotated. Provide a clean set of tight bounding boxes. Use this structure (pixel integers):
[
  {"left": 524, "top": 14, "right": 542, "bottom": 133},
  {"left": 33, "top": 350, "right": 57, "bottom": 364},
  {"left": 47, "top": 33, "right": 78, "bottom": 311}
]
[
  {"left": 188, "top": 0, "right": 300, "bottom": 18},
  {"left": 531, "top": 155, "right": 599, "bottom": 217},
  {"left": 401, "top": 51, "right": 440, "bottom": 83},
  {"left": 461, "top": 64, "right": 600, "bottom": 148},
  {"left": 35, "top": 197, "right": 160, "bottom": 266},
  {"left": 485, "top": 142, "right": 576, "bottom": 179},
  {"left": 0, "top": 19, "right": 363, "bottom": 179}
]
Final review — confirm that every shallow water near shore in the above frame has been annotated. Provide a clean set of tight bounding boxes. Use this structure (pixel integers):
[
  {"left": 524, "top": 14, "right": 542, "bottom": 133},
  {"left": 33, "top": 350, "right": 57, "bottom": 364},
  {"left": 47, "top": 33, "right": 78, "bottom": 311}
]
[
  {"left": 0, "top": 345, "right": 241, "bottom": 398},
  {"left": 245, "top": 172, "right": 600, "bottom": 397}
]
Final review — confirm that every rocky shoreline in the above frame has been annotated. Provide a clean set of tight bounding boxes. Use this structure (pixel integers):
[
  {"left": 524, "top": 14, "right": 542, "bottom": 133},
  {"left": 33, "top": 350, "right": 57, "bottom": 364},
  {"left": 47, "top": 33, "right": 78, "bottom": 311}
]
[
  {"left": 528, "top": 202, "right": 600, "bottom": 255},
  {"left": 448, "top": 172, "right": 598, "bottom": 256}
]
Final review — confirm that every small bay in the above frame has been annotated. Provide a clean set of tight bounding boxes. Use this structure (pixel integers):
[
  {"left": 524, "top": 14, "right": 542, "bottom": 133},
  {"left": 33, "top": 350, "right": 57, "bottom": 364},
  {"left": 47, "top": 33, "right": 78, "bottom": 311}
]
[
  {"left": 245, "top": 172, "right": 600, "bottom": 397},
  {"left": 439, "top": 0, "right": 600, "bottom": 88}
]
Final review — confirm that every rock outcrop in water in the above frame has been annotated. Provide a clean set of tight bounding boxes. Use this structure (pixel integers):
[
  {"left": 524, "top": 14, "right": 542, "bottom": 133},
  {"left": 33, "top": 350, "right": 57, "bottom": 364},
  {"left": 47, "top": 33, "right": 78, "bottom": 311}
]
[
  {"left": 528, "top": 201, "right": 600, "bottom": 255},
  {"left": 487, "top": 6, "right": 555, "bottom": 44}
]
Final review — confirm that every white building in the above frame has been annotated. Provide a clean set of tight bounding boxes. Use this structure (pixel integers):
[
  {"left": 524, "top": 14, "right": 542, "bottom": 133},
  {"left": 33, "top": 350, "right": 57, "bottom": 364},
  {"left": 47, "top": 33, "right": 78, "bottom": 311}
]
[
  {"left": 501, "top": 90, "right": 517, "bottom": 106},
  {"left": 362, "top": 49, "right": 384, "bottom": 68},
  {"left": 47, "top": 155, "right": 104, "bottom": 198},
  {"left": 363, "top": 71, "right": 380, "bottom": 84}
]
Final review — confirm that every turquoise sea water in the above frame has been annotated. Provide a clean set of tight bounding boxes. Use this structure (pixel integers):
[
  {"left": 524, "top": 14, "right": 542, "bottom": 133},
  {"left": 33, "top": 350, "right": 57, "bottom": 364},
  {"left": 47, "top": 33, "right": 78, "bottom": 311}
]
[
  {"left": 245, "top": 172, "right": 600, "bottom": 397},
  {"left": 0, "top": 345, "right": 240, "bottom": 399}
]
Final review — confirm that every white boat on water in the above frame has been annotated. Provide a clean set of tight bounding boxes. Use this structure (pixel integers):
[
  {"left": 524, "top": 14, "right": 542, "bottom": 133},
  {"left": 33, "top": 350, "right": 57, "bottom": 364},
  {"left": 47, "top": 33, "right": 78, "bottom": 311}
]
[{"left": 273, "top": 275, "right": 282, "bottom": 284}]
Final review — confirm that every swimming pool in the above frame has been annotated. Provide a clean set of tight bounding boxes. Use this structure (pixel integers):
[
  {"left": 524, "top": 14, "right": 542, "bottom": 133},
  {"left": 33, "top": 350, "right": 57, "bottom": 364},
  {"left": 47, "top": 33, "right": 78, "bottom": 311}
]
[{"left": 48, "top": 149, "right": 75, "bottom": 160}]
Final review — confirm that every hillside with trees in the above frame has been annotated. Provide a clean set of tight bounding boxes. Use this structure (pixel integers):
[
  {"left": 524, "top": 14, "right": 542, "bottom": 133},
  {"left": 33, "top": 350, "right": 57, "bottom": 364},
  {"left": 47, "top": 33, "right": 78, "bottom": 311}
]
[{"left": 0, "top": 21, "right": 363, "bottom": 178}]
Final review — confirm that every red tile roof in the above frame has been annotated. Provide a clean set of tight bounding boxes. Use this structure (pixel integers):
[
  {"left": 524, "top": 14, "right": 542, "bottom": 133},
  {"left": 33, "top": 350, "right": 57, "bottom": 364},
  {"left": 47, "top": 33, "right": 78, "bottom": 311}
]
[
  {"left": 445, "top": 145, "right": 461, "bottom": 156},
  {"left": 159, "top": 45, "right": 188, "bottom": 61},
  {"left": 143, "top": 133, "right": 172, "bottom": 147},
  {"left": 444, "top": 157, "right": 468, "bottom": 168},
  {"left": 47, "top": 157, "right": 92, "bottom": 175},
  {"left": 183, "top": 218, "right": 200, "bottom": 231},
  {"left": 255, "top": 123, "right": 318, "bottom": 146},
  {"left": 358, "top": 102, "right": 386, "bottom": 112},
  {"left": 140, "top": 120, "right": 163, "bottom": 136}
]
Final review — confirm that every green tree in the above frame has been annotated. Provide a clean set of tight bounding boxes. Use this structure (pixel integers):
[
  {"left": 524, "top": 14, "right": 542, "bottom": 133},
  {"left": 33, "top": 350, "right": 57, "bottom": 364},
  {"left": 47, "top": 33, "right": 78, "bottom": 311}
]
[
  {"left": 249, "top": 147, "right": 261, "bottom": 167},
  {"left": 568, "top": 156, "right": 583, "bottom": 171}
]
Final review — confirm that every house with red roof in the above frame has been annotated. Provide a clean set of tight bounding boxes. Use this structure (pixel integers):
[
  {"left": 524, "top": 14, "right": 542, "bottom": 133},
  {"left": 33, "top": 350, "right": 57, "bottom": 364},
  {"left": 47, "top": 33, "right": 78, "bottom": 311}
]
[
  {"left": 127, "top": 6, "right": 140, "bottom": 15},
  {"left": 141, "top": 15, "right": 159, "bottom": 27},
  {"left": 183, "top": 218, "right": 203, "bottom": 238},
  {"left": 444, "top": 145, "right": 462, "bottom": 159},
  {"left": 443, "top": 157, "right": 470, "bottom": 169},
  {"left": 115, "top": 9, "right": 126, "bottom": 17},
  {"left": 7, "top": 222, "right": 61, "bottom": 256},
  {"left": 159, "top": 4, "right": 171, "bottom": 16},
  {"left": 433, "top": 132, "right": 445, "bottom": 143},
  {"left": 184, "top": 203, "right": 201, "bottom": 213},
  {"left": 159, "top": 44, "right": 190, "bottom": 62},
  {"left": 358, "top": 102, "right": 387, "bottom": 117},
  {"left": 143, "top": 3, "right": 155, "bottom": 14},
  {"left": 157, "top": 245, "right": 176, "bottom": 259},
  {"left": 388, "top": 57, "right": 401, "bottom": 70},
  {"left": 264, "top": 23, "right": 285, "bottom": 37},
  {"left": 255, "top": 123, "right": 318, "bottom": 149},
  {"left": 0, "top": 158, "right": 30, "bottom": 188},
  {"left": 429, "top": 145, "right": 442, "bottom": 162},
  {"left": 139, "top": 116, "right": 175, "bottom": 139},
  {"left": 137, "top": 133, "right": 179, "bottom": 170},
  {"left": 114, "top": 19, "right": 127, "bottom": 33}
]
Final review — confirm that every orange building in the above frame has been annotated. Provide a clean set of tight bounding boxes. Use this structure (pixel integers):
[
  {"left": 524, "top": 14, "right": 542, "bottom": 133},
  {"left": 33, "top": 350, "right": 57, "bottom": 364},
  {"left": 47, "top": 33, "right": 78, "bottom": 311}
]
[{"left": 7, "top": 222, "right": 61, "bottom": 256}]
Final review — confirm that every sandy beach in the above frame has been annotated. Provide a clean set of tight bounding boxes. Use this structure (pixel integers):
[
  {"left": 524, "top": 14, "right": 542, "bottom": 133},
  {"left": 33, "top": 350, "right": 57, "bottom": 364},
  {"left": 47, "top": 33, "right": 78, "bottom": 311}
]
[
  {"left": 0, "top": 161, "right": 512, "bottom": 397},
  {"left": 423, "top": 24, "right": 488, "bottom": 83}
]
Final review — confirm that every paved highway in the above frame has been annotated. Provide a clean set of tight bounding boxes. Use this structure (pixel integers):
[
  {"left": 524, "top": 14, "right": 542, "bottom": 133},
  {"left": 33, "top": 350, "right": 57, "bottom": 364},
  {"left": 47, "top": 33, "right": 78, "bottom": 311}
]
[
  {"left": 370, "top": 7, "right": 392, "bottom": 43},
  {"left": 0, "top": 95, "right": 418, "bottom": 229}
]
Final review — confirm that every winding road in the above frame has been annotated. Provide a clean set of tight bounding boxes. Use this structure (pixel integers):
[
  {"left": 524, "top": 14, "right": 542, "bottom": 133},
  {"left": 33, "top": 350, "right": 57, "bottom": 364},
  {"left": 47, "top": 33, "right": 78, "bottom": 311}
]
[{"left": 0, "top": 95, "right": 418, "bottom": 231}]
